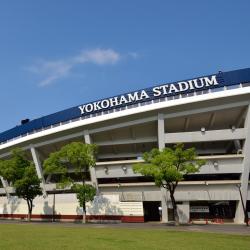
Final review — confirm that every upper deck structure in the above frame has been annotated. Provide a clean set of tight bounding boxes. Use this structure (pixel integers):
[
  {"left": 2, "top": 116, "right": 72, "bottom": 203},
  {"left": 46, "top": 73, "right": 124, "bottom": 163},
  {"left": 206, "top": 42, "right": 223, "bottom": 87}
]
[{"left": 1, "top": 68, "right": 250, "bottom": 223}]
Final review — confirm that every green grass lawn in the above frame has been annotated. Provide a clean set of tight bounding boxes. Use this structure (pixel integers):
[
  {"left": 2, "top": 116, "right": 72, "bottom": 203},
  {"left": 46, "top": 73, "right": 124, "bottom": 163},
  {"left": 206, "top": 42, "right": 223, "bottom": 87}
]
[{"left": 0, "top": 224, "right": 249, "bottom": 250}]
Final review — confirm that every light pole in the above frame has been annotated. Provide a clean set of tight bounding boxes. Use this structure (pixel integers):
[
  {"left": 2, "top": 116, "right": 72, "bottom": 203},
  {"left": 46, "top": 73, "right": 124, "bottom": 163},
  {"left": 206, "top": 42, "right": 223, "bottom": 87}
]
[
  {"left": 52, "top": 188, "right": 56, "bottom": 222},
  {"left": 236, "top": 184, "right": 249, "bottom": 226}
]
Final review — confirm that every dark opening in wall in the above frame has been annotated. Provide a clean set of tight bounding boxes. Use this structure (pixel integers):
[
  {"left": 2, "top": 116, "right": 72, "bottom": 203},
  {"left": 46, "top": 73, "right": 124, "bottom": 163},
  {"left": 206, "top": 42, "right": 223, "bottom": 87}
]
[
  {"left": 98, "top": 176, "right": 154, "bottom": 184},
  {"left": 97, "top": 157, "right": 138, "bottom": 162},
  {"left": 184, "top": 173, "right": 241, "bottom": 181},
  {"left": 246, "top": 201, "right": 250, "bottom": 212},
  {"left": 190, "top": 201, "right": 236, "bottom": 220},
  {"left": 166, "top": 140, "right": 244, "bottom": 155},
  {"left": 46, "top": 172, "right": 91, "bottom": 183}
]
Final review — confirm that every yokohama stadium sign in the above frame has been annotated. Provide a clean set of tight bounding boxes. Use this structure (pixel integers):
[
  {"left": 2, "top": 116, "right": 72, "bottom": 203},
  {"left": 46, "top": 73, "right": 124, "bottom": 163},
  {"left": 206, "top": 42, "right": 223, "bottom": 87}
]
[
  {"left": 1, "top": 68, "right": 250, "bottom": 144},
  {"left": 78, "top": 75, "right": 219, "bottom": 114}
]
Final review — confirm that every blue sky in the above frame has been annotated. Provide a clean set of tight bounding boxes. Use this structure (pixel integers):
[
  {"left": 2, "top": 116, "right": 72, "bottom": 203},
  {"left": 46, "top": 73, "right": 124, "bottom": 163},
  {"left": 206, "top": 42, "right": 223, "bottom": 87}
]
[{"left": 0, "top": 0, "right": 250, "bottom": 132}]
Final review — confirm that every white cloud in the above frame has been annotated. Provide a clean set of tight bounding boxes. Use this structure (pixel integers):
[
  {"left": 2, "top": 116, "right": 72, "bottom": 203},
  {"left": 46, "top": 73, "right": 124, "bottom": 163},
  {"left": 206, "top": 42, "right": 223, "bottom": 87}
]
[
  {"left": 128, "top": 52, "right": 139, "bottom": 59},
  {"left": 26, "top": 48, "right": 124, "bottom": 87},
  {"left": 74, "top": 48, "right": 120, "bottom": 65}
]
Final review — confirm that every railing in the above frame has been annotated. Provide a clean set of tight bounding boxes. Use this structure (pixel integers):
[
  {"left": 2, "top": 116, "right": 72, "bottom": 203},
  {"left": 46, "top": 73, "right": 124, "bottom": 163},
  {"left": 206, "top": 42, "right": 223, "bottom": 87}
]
[{"left": 0, "top": 82, "right": 249, "bottom": 146}]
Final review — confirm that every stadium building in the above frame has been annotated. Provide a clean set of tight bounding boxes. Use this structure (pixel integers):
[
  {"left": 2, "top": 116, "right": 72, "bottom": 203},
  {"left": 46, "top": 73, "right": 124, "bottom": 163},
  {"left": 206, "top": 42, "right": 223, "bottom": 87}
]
[{"left": 0, "top": 68, "right": 250, "bottom": 223}]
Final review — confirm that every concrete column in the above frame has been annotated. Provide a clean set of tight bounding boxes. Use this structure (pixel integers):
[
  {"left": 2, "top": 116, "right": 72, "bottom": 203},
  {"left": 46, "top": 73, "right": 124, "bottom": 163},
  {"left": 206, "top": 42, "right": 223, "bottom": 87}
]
[
  {"left": 158, "top": 113, "right": 168, "bottom": 222},
  {"left": 161, "top": 187, "right": 168, "bottom": 222},
  {"left": 235, "top": 201, "right": 244, "bottom": 223},
  {"left": 83, "top": 130, "right": 98, "bottom": 191},
  {"left": 0, "top": 176, "right": 10, "bottom": 198},
  {"left": 177, "top": 201, "right": 190, "bottom": 224},
  {"left": 235, "top": 105, "right": 250, "bottom": 223},
  {"left": 30, "top": 147, "right": 47, "bottom": 197},
  {"left": 158, "top": 113, "right": 165, "bottom": 150}
]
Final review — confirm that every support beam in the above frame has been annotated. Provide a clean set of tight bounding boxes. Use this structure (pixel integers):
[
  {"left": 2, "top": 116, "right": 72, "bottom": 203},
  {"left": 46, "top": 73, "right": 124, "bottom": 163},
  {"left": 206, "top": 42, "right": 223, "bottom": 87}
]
[
  {"left": 0, "top": 176, "right": 9, "bottom": 198},
  {"left": 131, "top": 128, "right": 137, "bottom": 153},
  {"left": 161, "top": 187, "right": 168, "bottom": 223},
  {"left": 108, "top": 132, "right": 118, "bottom": 154},
  {"left": 234, "top": 140, "right": 242, "bottom": 152},
  {"left": 165, "top": 128, "right": 246, "bottom": 144},
  {"left": 232, "top": 108, "right": 246, "bottom": 154},
  {"left": 133, "top": 143, "right": 137, "bottom": 153},
  {"left": 184, "top": 117, "right": 190, "bottom": 131},
  {"left": 45, "top": 174, "right": 52, "bottom": 183},
  {"left": 236, "top": 107, "right": 248, "bottom": 128},
  {"left": 158, "top": 114, "right": 165, "bottom": 150},
  {"left": 84, "top": 130, "right": 98, "bottom": 191},
  {"left": 157, "top": 113, "right": 168, "bottom": 222},
  {"left": 130, "top": 127, "right": 136, "bottom": 140},
  {"left": 235, "top": 105, "right": 250, "bottom": 223},
  {"left": 226, "top": 140, "right": 242, "bottom": 154},
  {"left": 30, "top": 147, "right": 47, "bottom": 197},
  {"left": 208, "top": 113, "right": 216, "bottom": 129}
]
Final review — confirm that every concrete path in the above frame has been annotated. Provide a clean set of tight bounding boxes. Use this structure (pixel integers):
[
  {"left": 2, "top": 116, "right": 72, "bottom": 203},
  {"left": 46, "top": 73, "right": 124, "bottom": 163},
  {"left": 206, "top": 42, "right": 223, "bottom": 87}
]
[{"left": 0, "top": 220, "right": 250, "bottom": 236}]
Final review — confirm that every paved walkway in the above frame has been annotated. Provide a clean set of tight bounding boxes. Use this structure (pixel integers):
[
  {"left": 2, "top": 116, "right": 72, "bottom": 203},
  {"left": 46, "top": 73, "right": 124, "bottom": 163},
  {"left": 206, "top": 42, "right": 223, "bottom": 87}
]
[{"left": 0, "top": 220, "right": 250, "bottom": 235}]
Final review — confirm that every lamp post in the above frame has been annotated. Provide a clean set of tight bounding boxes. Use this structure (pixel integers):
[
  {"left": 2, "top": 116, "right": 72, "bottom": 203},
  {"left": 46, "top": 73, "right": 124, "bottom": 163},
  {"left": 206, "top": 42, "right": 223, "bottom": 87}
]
[
  {"left": 236, "top": 184, "right": 249, "bottom": 226},
  {"left": 52, "top": 188, "right": 56, "bottom": 222}
]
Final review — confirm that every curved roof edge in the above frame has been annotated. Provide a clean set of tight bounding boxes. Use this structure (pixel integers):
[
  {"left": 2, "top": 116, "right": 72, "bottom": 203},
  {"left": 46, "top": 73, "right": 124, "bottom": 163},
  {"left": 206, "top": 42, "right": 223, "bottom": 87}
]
[{"left": 1, "top": 67, "right": 250, "bottom": 144}]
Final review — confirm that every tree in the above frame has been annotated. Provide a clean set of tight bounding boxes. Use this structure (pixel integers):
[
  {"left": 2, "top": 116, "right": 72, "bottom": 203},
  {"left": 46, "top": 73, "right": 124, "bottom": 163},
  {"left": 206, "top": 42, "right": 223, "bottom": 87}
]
[
  {"left": 133, "top": 144, "right": 205, "bottom": 224},
  {"left": 43, "top": 142, "right": 97, "bottom": 223},
  {"left": 72, "top": 183, "right": 96, "bottom": 221},
  {"left": 0, "top": 149, "right": 43, "bottom": 221}
]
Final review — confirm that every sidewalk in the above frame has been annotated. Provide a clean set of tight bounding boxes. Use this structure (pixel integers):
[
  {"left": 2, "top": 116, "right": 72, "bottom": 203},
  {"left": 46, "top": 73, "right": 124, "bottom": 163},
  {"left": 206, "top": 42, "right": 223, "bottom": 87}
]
[{"left": 0, "top": 219, "right": 250, "bottom": 235}]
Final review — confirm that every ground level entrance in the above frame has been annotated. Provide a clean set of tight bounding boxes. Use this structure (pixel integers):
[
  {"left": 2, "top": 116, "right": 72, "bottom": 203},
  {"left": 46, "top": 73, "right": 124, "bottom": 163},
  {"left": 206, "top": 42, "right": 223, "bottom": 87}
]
[
  {"left": 190, "top": 201, "right": 236, "bottom": 221},
  {"left": 143, "top": 201, "right": 161, "bottom": 221}
]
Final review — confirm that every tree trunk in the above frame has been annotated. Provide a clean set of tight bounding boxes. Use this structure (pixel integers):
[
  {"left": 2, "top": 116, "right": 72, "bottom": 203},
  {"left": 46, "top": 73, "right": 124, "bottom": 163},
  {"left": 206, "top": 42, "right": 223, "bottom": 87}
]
[
  {"left": 27, "top": 211, "right": 31, "bottom": 222},
  {"left": 82, "top": 202, "right": 86, "bottom": 224},
  {"left": 26, "top": 200, "right": 33, "bottom": 222},
  {"left": 170, "top": 192, "right": 179, "bottom": 225},
  {"left": 82, "top": 175, "right": 86, "bottom": 223}
]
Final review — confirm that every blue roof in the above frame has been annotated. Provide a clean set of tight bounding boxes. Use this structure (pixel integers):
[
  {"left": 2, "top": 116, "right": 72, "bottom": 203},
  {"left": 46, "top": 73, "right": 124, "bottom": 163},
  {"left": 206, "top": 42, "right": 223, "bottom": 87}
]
[{"left": 1, "top": 68, "right": 250, "bottom": 144}]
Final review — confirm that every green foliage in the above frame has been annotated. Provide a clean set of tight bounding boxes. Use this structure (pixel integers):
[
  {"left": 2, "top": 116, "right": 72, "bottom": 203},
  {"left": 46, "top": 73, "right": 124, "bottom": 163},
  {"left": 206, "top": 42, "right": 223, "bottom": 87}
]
[
  {"left": 72, "top": 183, "right": 96, "bottom": 210},
  {"left": 0, "top": 148, "right": 43, "bottom": 220},
  {"left": 43, "top": 142, "right": 97, "bottom": 187},
  {"left": 43, "top": 142, "right": 97, "bottom": 222},
  {"left": 14, "top": 164, "right": 43, "bottom": 202},
  {"left": 133, "top": 144, "right": 205, "bottom": 223},
  {"left": 0, "top": 148, "right": 31, "bottom": 183},
  {"left": 133, "top": 144, "right": 205, "bottom": 188}
]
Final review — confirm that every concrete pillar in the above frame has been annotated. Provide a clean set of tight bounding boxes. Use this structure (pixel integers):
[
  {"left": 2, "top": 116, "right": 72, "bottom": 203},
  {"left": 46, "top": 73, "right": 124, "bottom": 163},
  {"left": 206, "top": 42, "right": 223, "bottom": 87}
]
[
  {"left": 235, "top": 105, "right": 250, "bottom": 223},
  {"left": 177, "top": 201, "right": 190, "bottom": 224},
  {"left": 161, "top": 187, "right": 168, "bottom": 222},
  {"left": 30, "top": 147, "right": 47, "bottom": 197},
  {"left": 158, "top": 113, "right": 168, "bottom": 222},
  {"left": 235, "top": 200, "right": 244, "bottom": 223},
  {"left": 0, "top": 176, "right": 10, "bottom": 198},
  {"left": 158, "top": 113, "right": 165, "bottom": 150},
  {"left": 83, "top": 130, "right": 98, "bottom": 191}
]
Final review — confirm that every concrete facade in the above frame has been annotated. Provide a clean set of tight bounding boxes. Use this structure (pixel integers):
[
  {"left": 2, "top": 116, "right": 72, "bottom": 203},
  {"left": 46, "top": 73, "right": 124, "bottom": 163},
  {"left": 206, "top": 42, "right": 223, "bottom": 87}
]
[{"left": 0, "top": 70, "right": 250, "bottom": 223}]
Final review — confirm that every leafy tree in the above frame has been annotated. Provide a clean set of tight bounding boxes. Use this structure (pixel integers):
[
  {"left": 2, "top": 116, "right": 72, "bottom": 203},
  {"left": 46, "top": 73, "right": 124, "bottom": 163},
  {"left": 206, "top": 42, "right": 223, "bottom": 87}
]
[
  {"left": 0, "top": 149, "right": 43, "bottom": 221},
  {"left": 133, "top": 144, "right": 205, "bottom": 224},
  {"left": 44, "top": 142, "right": 97, "bottom": 223},
  {"left": 72, "top": 183, "right": 96, "bottom": 221}
]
